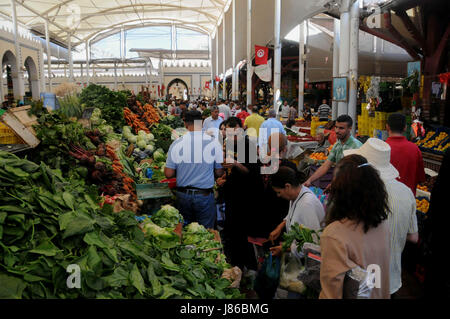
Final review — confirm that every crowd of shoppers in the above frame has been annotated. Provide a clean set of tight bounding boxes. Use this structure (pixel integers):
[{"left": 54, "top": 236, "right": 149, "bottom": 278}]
[{"left": 163, "top": 98, "right": 434, "bottom": 299}]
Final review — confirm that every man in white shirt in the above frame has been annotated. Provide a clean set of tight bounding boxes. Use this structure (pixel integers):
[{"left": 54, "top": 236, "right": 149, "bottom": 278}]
[
  {"left": 218, "top": 99, "right": 232, "bottom": 120},
  {"left": 202, "top": 106, "right": 223, "bottom": 139},
  {"left": 280, "top": 101, "right": 290, "bottom": 119},
  {"left": 344, "top": 138, "right": 419, "bottom": 298}
]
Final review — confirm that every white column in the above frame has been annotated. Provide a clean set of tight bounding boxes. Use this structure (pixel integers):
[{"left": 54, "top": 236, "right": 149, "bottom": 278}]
[
  {"left": 222, "top": 17, "right": 226, "bottom": 100},
  {"left": 246, "top": 0, "right": 252, "bottom": 106},
  {"left": 332, "top": 18, "right": 340, "bottom": 120},
  {"left": 273, "top": 0, "right": 282, "bottom": 113},
  {"left": 232, "top": 0, "right": 237, "bottom": 101},
  {"left": 144, "top": 60, "right": 149, "bottom": 87},
  {"left": 348, "top": 0, "right": 359, "bottom": 134},
  {"left": 10, "top": 0, "right": 25, "bottom": 101},
  {"left": 216, "top": 35, "right": 219, "bottom": 100},
  {"left": 338, "top": 0, "right": 351, "bottom": 116},
  {"left": 68, "top": 33, "right": 74, "bottom": 81},
  {"left": 114, "top": 61, "right": 118, "bottom": 91},
  {"left": 298, "top": 22, "right": 305, "bottom": 113},
  {"left": 0, "top": 71, "right": 3, "bottom": 104},
  {"left": 122, "top": 61, "right": 125, "bottom": 86},
  {"left": 44, "top": 19, "right": 52, "bottom": 92},
  {"left": 85, "top": 40, "right": 90, "bottom": 85}
]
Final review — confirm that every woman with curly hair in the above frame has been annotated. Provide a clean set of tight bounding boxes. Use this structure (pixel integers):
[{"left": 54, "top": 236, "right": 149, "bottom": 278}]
[{"left": 319, "top": 154, "right": 391, "bottom": 299}]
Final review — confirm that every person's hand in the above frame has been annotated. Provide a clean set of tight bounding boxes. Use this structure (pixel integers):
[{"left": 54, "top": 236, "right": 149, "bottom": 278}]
[
  {"left": 269, "top": 245, "right": 283, "bottom": 257},
  {"left": 324, "top": 183, "right": 331, "bottom": 194},
  {"left": 268, "top": 227, "right": 282, "bottom": 244},
  {"left": 304, "top": 179, "right": 312, "bottom": 187},
  {"left": 222, "top": 157, "right": 236, "bottom": 169},
  {"left": 216, "top": 175, "right": 226, "bottom": 187}
]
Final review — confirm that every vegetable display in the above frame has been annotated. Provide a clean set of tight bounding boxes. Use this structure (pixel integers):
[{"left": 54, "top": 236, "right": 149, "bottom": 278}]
[
  {"left": 124, "top": 108, "right": 150, "bottom": 134},
  {"left": 0, "top": 152, "right": 242, "bottom": 299}
]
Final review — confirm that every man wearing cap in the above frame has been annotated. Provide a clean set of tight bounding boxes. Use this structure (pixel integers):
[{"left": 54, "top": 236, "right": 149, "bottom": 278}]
[
  {"left": 304, "top": 115, "right": 362, "bottom": 187},
  {"left": 202, "top": 106, "right": 223, "bottom": 139},
  {"left": 385, "top": 113, "right": 426, "bottom": 196},
  {"left": 343, "top": 138, "right": 419, "bottom": 298},
  {"left": 165, "top": 110, "right": 224, "bottom": 229}
]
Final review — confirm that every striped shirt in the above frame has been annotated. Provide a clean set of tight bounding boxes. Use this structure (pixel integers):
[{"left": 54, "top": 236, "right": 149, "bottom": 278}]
[
  {"left": 383, "top": 178, "right": 418, "bottom": 294},
  {"left": 318, "top": 104, "right": 331, "bottom": 120}
]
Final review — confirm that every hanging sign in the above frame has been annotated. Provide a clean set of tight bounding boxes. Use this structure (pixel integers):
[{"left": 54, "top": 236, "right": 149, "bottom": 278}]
[{"left": 255, "top": 45, "right": 269, "bottom": 65}]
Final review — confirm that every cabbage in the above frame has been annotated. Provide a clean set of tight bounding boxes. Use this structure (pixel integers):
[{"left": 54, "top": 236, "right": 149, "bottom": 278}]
[
  {"left": 145, "top": 144, "right": 155, "bottom": 152},
  {"left": 128, "top": 135, "right": 137, "bottom": 144},
  {"left": 185, "top": 222, "right": 208, "bottom": 234},
  {"left": 123, "top": 126, "right": 132, "bottom": 133},
  {"left": 146, "top": 133, "right": 155, "bottom": 141},
  {"left": 153, "top": 150, "right": 166, "bottom": 162},
  {"left": 151, "top": 205, "right": 183, "bottom": 228},
  {"left": 137, "top": 140, "right": 147, "bottom": 150},
  {"left": 138, "top": 130, "right": 147, "bottom": 138},
  {"left": 98, "top": 124, "right": 113, "bottom": 135},
  {"left": 143, "top": 221, "right": 179, "bottom": 249}
]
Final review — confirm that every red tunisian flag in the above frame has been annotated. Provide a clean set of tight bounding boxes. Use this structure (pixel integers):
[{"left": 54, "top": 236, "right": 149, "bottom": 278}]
[
  {"left": 255, "top": 45, "right": 269, "bottom": 65},
  {"left": 205, "top": 81, "right": 211, "bottom": 90},
  {"left": 215, "top": 76, "right": 220, "bottom": 83}
]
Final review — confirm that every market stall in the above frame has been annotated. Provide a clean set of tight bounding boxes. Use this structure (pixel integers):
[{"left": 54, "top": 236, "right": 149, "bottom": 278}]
[{"left": 0, "top": 84, "right": 248, "bottom": 299}]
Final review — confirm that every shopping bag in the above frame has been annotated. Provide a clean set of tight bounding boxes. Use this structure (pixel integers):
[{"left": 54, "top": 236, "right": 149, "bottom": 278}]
[
  {"left": 253, "top": 253, "right": 281, "bottom": 300},
  {"left": 279, "top": 252, "right": 307, "bottom": 294}
]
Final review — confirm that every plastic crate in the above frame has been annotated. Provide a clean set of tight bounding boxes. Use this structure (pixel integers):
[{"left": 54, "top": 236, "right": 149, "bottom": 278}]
[
  {"left": 0, "top": 135, "right": 24, "bottom": 144},
  {"left": 0, "top": 122, "right": 15, "bottom": 137},
  {"left": 136, "top": 183, "right": 173, "bottom": 200}
]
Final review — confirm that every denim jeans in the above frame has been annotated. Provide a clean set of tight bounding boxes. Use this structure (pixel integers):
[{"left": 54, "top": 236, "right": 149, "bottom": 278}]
[{"left": 175, "top": 191, "right": 216, "bottom": 229}]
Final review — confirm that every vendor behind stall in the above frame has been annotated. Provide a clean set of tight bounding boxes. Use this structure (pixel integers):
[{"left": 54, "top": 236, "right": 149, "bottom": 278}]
[{"left": 304, "top": 115, "right": 362, "bottom": 187}]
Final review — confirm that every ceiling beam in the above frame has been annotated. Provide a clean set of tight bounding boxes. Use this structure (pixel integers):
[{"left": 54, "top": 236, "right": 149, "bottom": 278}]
[
  {"left": 385, "top": 12, "right": 421, "bottom": 60},
  {"left": 11, "top": 0, "right": 83, "bottom": 44},
  {"left": 394, "top": 9, "right": 426, "bottom": 55}
]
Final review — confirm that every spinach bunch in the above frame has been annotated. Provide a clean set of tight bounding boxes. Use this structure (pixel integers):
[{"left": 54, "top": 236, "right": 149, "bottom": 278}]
[
  {"left": 281, "top": 223, "right": 321, "bottom": 253},
  {"left": 79, "top": 84, "right": 127, "bottom": 132},
  {"left": 152, "top": 124, "right": 174, "bottom": 153},
  {"left": 31, "top": 112, "right": 93, "bottom": 173}
]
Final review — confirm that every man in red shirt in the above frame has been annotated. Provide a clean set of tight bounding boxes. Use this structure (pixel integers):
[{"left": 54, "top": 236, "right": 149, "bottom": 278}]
[{"left": 385, "top": 113, "right": 426, "bottom": 195}]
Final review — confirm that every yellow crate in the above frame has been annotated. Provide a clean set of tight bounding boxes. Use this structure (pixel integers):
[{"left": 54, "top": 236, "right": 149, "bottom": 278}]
[{"left": 0, "top": 135, "right": 24, "bottom": 144}]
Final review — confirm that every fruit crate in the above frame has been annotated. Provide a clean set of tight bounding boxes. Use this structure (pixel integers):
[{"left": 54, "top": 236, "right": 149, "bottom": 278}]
[{"left": 419, "top": 126, "right": 450, "bottom": 155}]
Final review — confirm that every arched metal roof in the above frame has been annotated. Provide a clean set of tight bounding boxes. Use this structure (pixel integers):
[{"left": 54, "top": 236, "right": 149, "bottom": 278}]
[{"left": 0, "top": 0, "right": 230, "bottom": 47}]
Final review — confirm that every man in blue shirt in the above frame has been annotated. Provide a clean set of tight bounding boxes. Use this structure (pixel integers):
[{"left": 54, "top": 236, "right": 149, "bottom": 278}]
[
  {"left": 258, "top": 109, "right": 286, "bottom": 154},
  {"left": 202, "top": 106, "right": 223, "bottom": 139},
  {"left": 165, "top": 110, "right": 224, "bottom": 229}
]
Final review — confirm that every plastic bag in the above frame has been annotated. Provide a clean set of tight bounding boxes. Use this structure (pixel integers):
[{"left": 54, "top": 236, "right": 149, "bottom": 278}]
[
  {"left": 279, "top": 252, "right": 307, "bottom": 294},
  {"left": 343, "top": 266, "right": 373, "bottom": 299},
  {"left": 298, "top": 250, "right": 322, "bottom": 293},
  {"left": 254, "top": 253, "right": 281, "bottom": 300}
]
